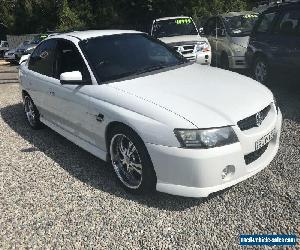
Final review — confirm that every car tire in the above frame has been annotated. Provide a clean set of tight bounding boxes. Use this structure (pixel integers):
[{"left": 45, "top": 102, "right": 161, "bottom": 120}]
[
  {"left": 253, "top": 56, "right": 269, "bottom": 84},
  {"left": 23, "top": 95, "right": 43, "bottom": 130},
  {"left": 220, "top": 53, "right": 230, "bottom": 70},
  {"left": 108, "top": 126, "right": 157, "bottom": 194}
]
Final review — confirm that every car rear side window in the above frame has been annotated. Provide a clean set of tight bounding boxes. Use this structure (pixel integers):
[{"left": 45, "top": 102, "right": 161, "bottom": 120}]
[
  {"left": 273, "top": 9, "right": 300, "bottom": 36},
  {"left": 256, "top": 12, "right": 276, "bottom": 33},
  {"left": 28, "top": 39, "right": 57, "bottom": 77}
]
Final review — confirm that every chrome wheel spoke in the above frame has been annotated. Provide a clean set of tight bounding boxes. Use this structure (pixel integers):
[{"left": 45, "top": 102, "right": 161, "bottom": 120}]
[
  {"left": 127, "top": 141, "right": 136, "bottom": 157},
  {"left": 130, "top": 163, "right": 142, "bottom": 175},
  {"left": 119, "top": 138, "right": 127, "bottom": 157}
]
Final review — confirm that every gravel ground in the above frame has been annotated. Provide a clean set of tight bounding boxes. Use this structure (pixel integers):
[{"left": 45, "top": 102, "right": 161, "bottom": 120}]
[{"left": 0, "top": 70, "right": 299, "bottom": 249}]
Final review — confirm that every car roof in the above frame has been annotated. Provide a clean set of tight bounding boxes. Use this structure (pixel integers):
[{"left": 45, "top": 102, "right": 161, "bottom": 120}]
[
  {"left": 263, "top": 0, "right": 300, "bottom": 13},
  {"left": 50, "top": 30, "right": 143, "bottom": 40},
  {"left": 221, "top": 11, "right": 258, "bottom": 18},
  {"left": 155, "top": 16, "right": 191, "bottom": 21}
]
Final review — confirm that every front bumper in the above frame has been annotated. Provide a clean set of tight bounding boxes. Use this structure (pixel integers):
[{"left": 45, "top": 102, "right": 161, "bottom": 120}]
[
  {"left": 195, "top": 51, "right": 211, "bottom": 65},
  {"left": 146, "top": 109, "right": 282, "bottom": 198},
  {"left": 182, "top": 51, "right": 211, "bottom": 65}
]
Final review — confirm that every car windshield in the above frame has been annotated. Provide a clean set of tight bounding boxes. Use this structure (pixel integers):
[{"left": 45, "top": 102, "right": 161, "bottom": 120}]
[
  {"left": 80, "top": 33, "right": 187, "bottom": 83},
  {"left": 152, "top": 18, "right": 198, "bottom": 38},
  {"left": 224, "top": 14, "right": 259, "bottom": 36}
]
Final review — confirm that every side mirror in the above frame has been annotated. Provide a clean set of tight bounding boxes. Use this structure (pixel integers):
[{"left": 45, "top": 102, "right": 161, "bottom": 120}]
[
  {"left": 198, "top": 27, "right": 205, "bottom": 36},
  {"left": 19, "top": 54, "right": 30, "bottom": 65},
  {"left": 60, "top": 71, "right": 83, "bottom": 85}
]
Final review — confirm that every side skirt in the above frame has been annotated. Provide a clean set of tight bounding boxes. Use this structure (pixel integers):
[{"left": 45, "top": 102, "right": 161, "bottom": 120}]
[{"left": 40, "top": 117, "right": 108, "bottom": 162}]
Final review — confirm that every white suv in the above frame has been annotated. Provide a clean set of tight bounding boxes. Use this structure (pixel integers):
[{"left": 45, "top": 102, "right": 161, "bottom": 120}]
[{"left": 151, "top": 16, "right": 211, "bottom": 65}]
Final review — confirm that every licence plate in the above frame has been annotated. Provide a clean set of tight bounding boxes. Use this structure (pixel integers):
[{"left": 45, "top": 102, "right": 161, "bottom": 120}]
[{"left": 255, "top": 129, "right": 276, "bottom": 150}]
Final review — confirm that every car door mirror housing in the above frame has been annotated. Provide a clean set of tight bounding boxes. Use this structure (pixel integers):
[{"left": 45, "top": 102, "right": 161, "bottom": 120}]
[
  {"left": 60, "top": 71, "right": 84, "bottom": 85},
  {"left": 19, "top": 54, "right": 30, "bottom": 65}
]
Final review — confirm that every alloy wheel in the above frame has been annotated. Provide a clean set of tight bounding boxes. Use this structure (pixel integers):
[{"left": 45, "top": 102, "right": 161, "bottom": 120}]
[
  {"left": 24, "top": 96, "right": 37, "bottom": 127},
  {"left": 110, "top": 134, "right": 143, "bottom": 189}
]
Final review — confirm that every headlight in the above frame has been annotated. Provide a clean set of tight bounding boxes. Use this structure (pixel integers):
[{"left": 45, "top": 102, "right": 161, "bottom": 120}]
[
  {"left": 195, "top": 42, "right": 210, "bottom": 53},
  {"left": 174, "top": 127, "right": 238, "bottom": 149}
]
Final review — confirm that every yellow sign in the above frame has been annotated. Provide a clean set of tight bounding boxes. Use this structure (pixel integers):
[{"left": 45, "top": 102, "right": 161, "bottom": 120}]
[{"left": 175, "top": 19, "right": 192, "bottom": 25}]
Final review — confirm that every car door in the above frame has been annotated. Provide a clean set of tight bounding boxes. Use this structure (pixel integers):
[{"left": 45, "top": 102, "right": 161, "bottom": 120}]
[
  {"left": 269, "top": 9, "right": 300, "bottom": 69},
  {"left": 48, "top": 39, "right": 95, "bottom": 142},
  {"left": 26, "top": 39, "right": 58, "bottom": 118}
]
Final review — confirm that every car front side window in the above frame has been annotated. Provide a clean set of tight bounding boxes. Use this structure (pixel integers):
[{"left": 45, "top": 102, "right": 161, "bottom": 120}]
[
  {"left": 28, "top": 39, "right": 57, "bottom": 77},
  {"left": 54, "top": 40, "right": 91, "bottom": 84}
]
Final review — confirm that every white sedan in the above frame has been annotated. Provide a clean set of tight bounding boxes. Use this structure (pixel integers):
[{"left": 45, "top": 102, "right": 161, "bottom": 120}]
[{"left": 19, "top": 30, "right": 282, "bottom": 198}]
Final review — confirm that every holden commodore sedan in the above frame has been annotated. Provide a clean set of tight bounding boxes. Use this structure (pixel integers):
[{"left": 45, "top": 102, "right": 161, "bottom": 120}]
[{"left": 19, "top": 30, "right": 282, "bottom": 197}]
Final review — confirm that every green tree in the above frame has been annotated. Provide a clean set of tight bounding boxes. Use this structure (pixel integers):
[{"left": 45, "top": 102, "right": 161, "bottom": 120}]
[{"left": 58, "top": 0, "right": 82, "bottom": 32}]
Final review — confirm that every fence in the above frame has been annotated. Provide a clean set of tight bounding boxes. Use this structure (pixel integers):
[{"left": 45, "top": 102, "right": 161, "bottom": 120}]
[{"left": 6, "top": 34, "right": 36, "bottom": 49}]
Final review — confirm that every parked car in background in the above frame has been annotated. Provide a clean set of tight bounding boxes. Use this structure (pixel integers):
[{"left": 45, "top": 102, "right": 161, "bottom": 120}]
[
  {"left": 246, "top": 1, "right": 300, "bottom": 83},
  {"left": 19, "top": 30, "right": 282, "bottom": 197},
  {"left": 151, "top": 16, "right": 211, "bottom": 65},
  {"left": 252, "top": 0, "right": 283, "bottom": 13},
  {"left": 0, "top": 40, "right": 9, "bottom": 58},
  {"left": 15, "top": 34, "right": 48, "bottom": 62},
  {"left": 204, "top": 12, "right": 259, "bottom": 70},
  {"left": 4, "top": 40, "right": 30, "bottom": 64}
]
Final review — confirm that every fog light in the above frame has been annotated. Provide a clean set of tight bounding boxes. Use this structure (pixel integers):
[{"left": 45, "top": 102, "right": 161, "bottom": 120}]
[{"left": 222, "top": 165, "right": 235, "bottom": 180}]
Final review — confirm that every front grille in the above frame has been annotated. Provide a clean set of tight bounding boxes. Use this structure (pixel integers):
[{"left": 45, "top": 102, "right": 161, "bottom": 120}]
[
  {"left": 238, "top": 105, "right": 271, "bottom": 131},
  {"left": 244, "top": 143, "right": 269, "bottom": 165},
  {"left": 173, "top": 44, "right": 196, "bottom": 61}
]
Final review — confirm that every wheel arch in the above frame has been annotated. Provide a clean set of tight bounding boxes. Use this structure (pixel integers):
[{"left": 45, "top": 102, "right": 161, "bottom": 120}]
[
  {"left": 105, "top": 120, "right": 158, "bottom": 184},
  {"left": 105, "top": 121, "right": 145, "bottom": 160}
]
